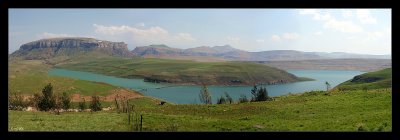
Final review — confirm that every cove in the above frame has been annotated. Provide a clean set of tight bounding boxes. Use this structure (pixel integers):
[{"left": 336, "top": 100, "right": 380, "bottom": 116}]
[{"left": 48, "top": 68, "right": 364, "bottom": 104}]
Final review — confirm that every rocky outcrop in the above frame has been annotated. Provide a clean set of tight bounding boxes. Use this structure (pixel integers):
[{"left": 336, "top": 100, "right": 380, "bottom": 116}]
[{"left": 11, "top": 37, "right": 133, "bottom": 59}]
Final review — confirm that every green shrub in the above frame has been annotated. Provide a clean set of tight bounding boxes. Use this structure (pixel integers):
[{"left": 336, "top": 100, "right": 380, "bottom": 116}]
[
  {"left": 89, "top": 96, "right": 102, "bottom": 112},
  {"left": 78, "top": 98, "right": 86, "bottom": 111},
  {"left": 37, "top": 83, "right": 56, "bottom": 111}
]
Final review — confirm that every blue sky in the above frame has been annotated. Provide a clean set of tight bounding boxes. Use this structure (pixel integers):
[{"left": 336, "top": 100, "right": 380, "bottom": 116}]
[{"left": 9, "top": 9, "right": 391, "bottom": 55}]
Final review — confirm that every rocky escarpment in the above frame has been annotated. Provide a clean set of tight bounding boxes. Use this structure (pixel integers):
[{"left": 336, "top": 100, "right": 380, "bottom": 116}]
[{"left": 11, "top": 37, "right": 133, "bottom": 59}]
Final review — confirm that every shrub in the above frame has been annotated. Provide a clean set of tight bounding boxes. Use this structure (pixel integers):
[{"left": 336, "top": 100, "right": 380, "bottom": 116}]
[
  {"left": 8, "top": 92, "right": 27, "bottom": 111},
  {"left": 78, "top": 98, "right": 86, "bottom": 111},
  {"left": 217, "top": 96, "right": 226, "bottom": 104},
  {"left": 199, "top": 84, "right": 212, "bottom": 104},
  {"left": 60, "top": 92, "right": 71, "bottom": 110},
  {"left": 89, "top": 96, "right": 102, "bottom": 112},
  {"left": 37, "top": 83, "right": 56, "bottom": 111},
  {"left": 238, "top": 94, "right": 249, "bottom": 103},
  {"left": 224, "top": 92, "right": 233, "bottom": 104}
]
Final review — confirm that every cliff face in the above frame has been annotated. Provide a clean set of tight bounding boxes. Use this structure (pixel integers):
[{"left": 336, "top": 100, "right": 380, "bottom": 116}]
[{"left": 11, "top": 37, "right": 133, "bottom": 59}]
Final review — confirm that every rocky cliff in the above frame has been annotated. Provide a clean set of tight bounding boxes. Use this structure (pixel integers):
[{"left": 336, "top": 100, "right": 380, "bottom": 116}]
[{"left": 11, "top": 37, "right": 133, "bottom": 59}]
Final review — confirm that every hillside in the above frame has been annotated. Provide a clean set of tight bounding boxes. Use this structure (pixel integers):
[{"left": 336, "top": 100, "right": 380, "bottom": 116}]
[
  {"left": 10, "top": 37, "right": 134, "bottom": 60},
  {"left": 258, "top": 59, "right": 391, "bottom": 72},
  {"left": 9, "top": 88, "right": 391, "bottom": 131},
  {"left": 56, "top": 57, "right": 312, "bottom": 85},
  {"left": 131, "top": 44, "right": 390, "bottom": 61},
  {"left": 335, "top": 68, "right": 392, "bottom": 90}
]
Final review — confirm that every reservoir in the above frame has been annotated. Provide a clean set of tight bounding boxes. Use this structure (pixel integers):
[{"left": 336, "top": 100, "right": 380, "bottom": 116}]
[{"left": 48, "top": 68, "right": 364, "bottom": 104}]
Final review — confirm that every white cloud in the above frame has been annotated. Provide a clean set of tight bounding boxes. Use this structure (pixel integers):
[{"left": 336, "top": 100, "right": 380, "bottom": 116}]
[
  {"left": 299, "top": 9, "right": 363, "bottom": 33},
  {"left": 342, "top": 10, "right": 353, "bottom": 18},
  {"left": 174, "top": 33, "right": 196, "bottom": 42},
  {"left": 323, "top": 19, "right": 363, "bottom": 33},
  {"left": 256, "top": 39, "right": 265, "bottom": 43},
  {"left": 37, "top": 32, "right": 76, "bottom": 39},
  {"left": 356, "top": 9, "right": 377, "bottom": 24},
  {"left": 314, "top": 31, "right": 323, "bottom": 36},
  {"left": 225, "top": 36, "right": 240, "bottom": 44},
  {"left": 282, "top": 32, "right": 300, "bottom": 39},
  {"left": 271, "top": 35, "right": 281, "bottom": 41},
  {"left": 93, "top": 24, "right": 197, "bottom": 47},
  {"left": 271, "top": 32, "right": 299, "bottom": 42}
]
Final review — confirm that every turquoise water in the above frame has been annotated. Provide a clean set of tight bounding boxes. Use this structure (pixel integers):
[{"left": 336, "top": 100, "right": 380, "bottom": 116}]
[{"left": 48, "top": 69, "right": 364, "bottom": 104}]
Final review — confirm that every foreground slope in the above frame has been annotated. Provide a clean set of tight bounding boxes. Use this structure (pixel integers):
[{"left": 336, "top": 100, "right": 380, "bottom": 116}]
[
  {"left": 9, "top": 88, "right": 391, "bottom": 131},
  {"left": 56, "top": 57, "right": 311, "bottom": 85}
]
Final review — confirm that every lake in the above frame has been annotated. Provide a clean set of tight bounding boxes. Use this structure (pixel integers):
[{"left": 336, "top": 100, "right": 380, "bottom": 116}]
[{"left": 48, "top": 69, "right": 364, "bottom": 104}]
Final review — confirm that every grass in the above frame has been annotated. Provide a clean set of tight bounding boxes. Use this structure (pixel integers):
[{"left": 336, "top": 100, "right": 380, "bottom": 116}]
[
  {"left": 56, "top": 57, "right": 312, "bottom": 85},
  {"left": 9, "top": 59, "right": 118, "bottom": 96},
  {"left": 9, "top": 88, "right": 391, "bottom": 131},
  {"left": 335, "top": 68, "right": 392, "bottom": 91}
]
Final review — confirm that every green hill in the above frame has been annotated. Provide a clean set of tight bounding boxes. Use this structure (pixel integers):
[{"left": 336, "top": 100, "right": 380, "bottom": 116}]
[
  {"left": 56, "top": 57, "right": 312, "bottom": 85},
  {"left": 335, "top": 68, "right": 391, "bottom": 91}
]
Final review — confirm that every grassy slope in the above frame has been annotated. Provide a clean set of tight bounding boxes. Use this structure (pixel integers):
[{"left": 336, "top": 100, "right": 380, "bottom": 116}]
[
  {"left": 9, "top": 88, "right": 391, "bottom": 131},
  {"left": 56, "top": 57, "right": 311, "bottom": 85},
  {"left": 335, "top": 68, "right": 392, "bottom": 91},
  {"left": 9, "top": 58, "right": 117, "bottom": 96}
]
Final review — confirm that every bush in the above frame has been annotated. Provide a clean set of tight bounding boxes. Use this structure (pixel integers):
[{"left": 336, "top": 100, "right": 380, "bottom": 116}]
[
  {"left": 250, "top": 85, "right": 271, "bottom": 102},
  {"left": 224, "top": 92, "right": 233, "bottom": 104},
  {"left": 8, "top": 92, "right": 28, "bottom": 111},
  {"left": 89, "top": 96, "right": 102, "bottom": 112},
  {"left": 199, "top": 84, "right": 212, "bottom": 104},
  {"left": 78, "top": 98, "right": 86, "bottom": 111},
  {"left": 37, "top": 83, "right": 56, "bottom": 111},
  {"left": 61, "top": 92, "right": 71, "bottom": 110},
  {"left": 238, "top": 94, "right": 249, "bottom": 103},
  {"left": 217, "top": 96, "right": 226, "bottom": 104}
]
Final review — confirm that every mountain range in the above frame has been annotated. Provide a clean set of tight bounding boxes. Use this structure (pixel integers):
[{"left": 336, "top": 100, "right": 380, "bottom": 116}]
[
  {"left": 10, "top": 37, "right": 391, "bottom": 61},
  {"left": 132, "top": 44, "right": 391, "bottom": 61}
]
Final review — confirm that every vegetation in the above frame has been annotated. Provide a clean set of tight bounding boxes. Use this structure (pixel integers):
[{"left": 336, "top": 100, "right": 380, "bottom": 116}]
[
  {"left": 37, "top": 83, "right": 56, "bottom": 111},
  {"left": 335, "top": 68, "right": 391, "bottom": 91},
  {"left": 78, "top": 99, "right": 86, "bottom": 111},
  {"left": 89, "top": 96, "right": 102, "bottom": 112},
  {"left": 251, "top": 85, "right": 272, "bottom": 102},
  {"left": 199, "top": 85, "right": 212, "bottom": 104},
  {"left": 56, "top": 57, "right": 312, "bottom": 85},
  {"left": 9, "top": 88, "right": 391, "bottom": 131},
  {"left": 61, "top": 92, "right": 71, "bottom": 110},
  {"left": 8, "top": 59, "right": 118, "bottom": 96}
]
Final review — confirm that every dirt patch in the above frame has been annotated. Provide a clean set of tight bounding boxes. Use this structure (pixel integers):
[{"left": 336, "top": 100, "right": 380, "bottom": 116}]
[{"left": 71, "top": 89, "right": 143, "bottom": 102}]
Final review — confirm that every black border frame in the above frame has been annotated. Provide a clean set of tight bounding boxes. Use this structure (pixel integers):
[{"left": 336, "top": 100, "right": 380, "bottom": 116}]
[{"left": 1, "top": 0, "right": 397, "bottom": 140}]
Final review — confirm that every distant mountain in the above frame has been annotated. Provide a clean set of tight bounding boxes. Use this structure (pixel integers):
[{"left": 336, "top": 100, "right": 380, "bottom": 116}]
[
  {"left": 11, "top": 37, "right": 134, "bottom": 59},
  {"left": 311, "top": 52, "right": 391, "bottom": 59},
  {"left": 132, "top": 45, "right": 389, "bottom": 61}
]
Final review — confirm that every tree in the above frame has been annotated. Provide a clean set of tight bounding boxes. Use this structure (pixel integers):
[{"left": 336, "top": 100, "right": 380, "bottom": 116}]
[
  {"left": 217, "top": 96, "right": 226, "bottom": 104},
  {"left": 257, "top": 87, "right": 268, "bottom": 101},
  {"left": 199, "top": 84, "right": 212, "bottom": 104},
  {"left": 238, "top": 94, "right": 249, "bottom": 103},
  {"left": 38, "top": 83, "right": 56, "bottom": 111},
  {"left": 78, "top": 98, "right": 86, "bottom": 111},
  {"left": 250, "top": 84, "right": 258, "bottom": 101},
  {"left": 325, "top": 81, "right": 331, "bottom": 91},
  {"left": 224, "top": 92, "right": 233, "bottom": 104},
  {"left": 61, "top": 92, "right": 71, "bottom": 110},
  {"left": 250, "top": 85, "right": 271, "bottom": 102},
  {"left": 89, "top": 95, "right": 102, "bottom": 112}
]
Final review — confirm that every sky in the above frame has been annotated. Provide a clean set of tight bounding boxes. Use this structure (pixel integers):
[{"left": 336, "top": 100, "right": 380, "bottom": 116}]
[{"left": 9, "top": 9, "right": 391, "bottom": 55}]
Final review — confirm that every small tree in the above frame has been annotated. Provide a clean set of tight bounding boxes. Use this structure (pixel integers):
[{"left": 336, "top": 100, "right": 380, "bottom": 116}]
[
  {"left": 217, "top": 96, "right": 226, "bottom": 104},
  {"left": 89, "top": 95, "right": 102, "bottom": 112},
  {"left": 38, "top": 83, "right": 56, "bottom": 111},
  {"left": 238, "top": 94, "right": 249, "bottom": 103},
  {"left": 78, "top": 98, "right": 86, "bottom": 111},
  {"left": 250, "top": 84, "right": 258, "bottom": 101},
  {"left": 224, "top": 92, "right": 233, "bottom": 104},
  {"left": 257, "top": 87, "right": 268, "bottom": 101},
  {"left": 325, "top": 81, "right": 331, "bottom": 91},
  {"left": 61, "top": 92, "right": 71, "bottom": 110},
  {"left": 199, "top": 84, "right": 212, "bottom": 104}
]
